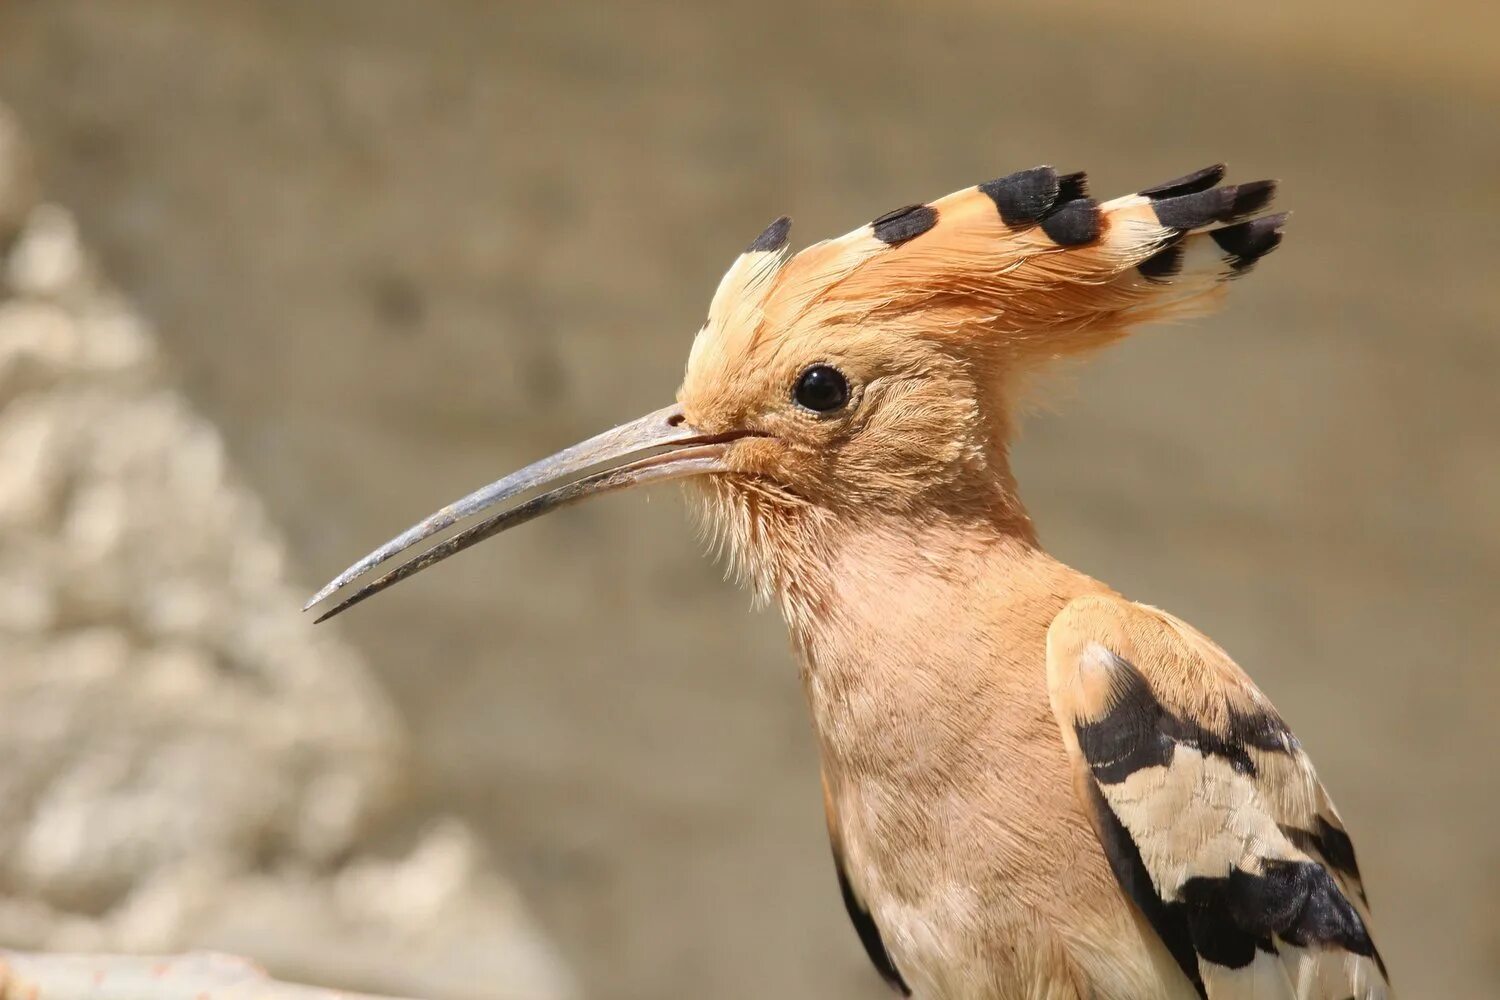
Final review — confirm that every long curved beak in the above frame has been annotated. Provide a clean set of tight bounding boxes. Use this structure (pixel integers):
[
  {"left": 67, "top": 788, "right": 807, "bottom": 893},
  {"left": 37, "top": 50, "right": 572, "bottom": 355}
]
[{"left": 304, "top": 403, "right": 735, "bottom": 623}]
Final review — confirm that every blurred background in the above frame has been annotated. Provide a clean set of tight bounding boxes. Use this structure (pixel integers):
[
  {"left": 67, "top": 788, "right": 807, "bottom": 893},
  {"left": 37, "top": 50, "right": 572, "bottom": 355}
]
[{"left": 0, "top": 1, "right": 1495, "bottom": 997}]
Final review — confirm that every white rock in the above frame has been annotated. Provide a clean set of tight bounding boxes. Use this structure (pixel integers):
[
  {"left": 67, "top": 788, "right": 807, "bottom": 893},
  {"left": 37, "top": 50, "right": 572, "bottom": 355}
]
[
  {"left": 0, "top": 105, "right": 573, "bottom": 1000},
  {"left": 0, "top": 401, "right": 63, "bottom": 528},
  {"left": 0, "top": 300, "right": 79, "bottom": 400},
  {"left": 7, "top": 204, "right": 85, "bottom": 297},
  {"left": 0, "top": 103, "right": 572, "bottom": 999},
  {"left": 0, "top": 568, "right": 55, "bottom": 632},
  {"left": 78, "top": 299, "right": 155, "bottom": 376}
]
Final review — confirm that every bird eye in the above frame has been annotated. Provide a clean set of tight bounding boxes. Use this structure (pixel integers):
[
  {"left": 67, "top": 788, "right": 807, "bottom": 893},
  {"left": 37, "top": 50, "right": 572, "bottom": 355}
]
[{"left": 793, "top": 364, "right": 850, "bottom": 413}]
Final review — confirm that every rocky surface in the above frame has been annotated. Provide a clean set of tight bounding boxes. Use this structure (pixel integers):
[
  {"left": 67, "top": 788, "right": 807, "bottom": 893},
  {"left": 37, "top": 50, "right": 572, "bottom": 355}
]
[
  {"left": 0, "top": 106, "right": 571, "bottom": 1000},
  {"left": 0, "top": 951, "right": 419, "bottom": 1000}
]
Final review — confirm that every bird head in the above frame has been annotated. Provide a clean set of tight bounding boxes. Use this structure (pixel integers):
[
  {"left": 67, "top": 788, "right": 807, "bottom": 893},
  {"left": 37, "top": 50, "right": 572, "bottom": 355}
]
[{"left": 308, "top": 164, "right": 1283, "bottom": 620}]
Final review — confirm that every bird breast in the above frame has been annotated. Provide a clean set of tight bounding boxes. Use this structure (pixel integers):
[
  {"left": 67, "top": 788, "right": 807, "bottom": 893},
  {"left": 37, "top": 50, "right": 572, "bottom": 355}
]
[{"left": 794, "top": 528, "right": 1188, "bottom": 998}]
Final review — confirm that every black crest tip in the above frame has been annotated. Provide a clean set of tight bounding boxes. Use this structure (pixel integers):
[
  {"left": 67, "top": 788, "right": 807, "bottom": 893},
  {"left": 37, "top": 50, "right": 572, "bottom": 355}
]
[
  {"left": 1211, "top": 212, "right": 1289, "bottom": 271},
  {"left": 1040, "top": 198, "right": 1102, "bottom": 246},
  {"left": 746, "top": 215, "right": 792, "bottom": 253},
  {"left": 1151, "top": 187, "right": 1236, "bottom": 231},
  {"left": 870, "top": 203, "right": 939, "bottom": 246},
  {"left": 1141, "top": 164, "right": 1227, "bottom": 200},
  {"left": 1229, "top": 180, "right": 1277, "bottom": 219},
  {"left": 977, "top": 166, "right": 1086, "bottom": 228},
  {"left": 1055, "top": 171, "right": 1089, "bottom": 204},
  {"left": 1151, "top": 180, "right": 1281, "bottom": 233},
  {"left": 1137, "top": 237, "right": 1186, "bottom": 282},
  {"left": 979, "top": 166, "right": 1060, "bottom": 227}
]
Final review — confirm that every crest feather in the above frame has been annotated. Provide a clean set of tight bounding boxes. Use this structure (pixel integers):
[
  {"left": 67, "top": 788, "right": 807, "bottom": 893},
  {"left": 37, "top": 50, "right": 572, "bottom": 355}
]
[
  {"left": 756, "top": 164, "right": 1285, "bottom": 364},
  {"left": 689, "top": 216, "right": 794, "bottom": 373}
]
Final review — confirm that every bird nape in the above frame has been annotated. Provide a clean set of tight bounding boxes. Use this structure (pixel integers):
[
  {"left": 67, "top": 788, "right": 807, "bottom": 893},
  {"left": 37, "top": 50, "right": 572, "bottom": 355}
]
[{"left": 307, "top": 164, "right": 1389, "bottom": 1000}]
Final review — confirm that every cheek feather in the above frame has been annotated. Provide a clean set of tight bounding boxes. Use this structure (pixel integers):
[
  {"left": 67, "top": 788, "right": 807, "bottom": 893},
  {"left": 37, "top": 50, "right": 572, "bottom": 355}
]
[{"left": 687, "top": 474, "right": 831, "bottom": 627}]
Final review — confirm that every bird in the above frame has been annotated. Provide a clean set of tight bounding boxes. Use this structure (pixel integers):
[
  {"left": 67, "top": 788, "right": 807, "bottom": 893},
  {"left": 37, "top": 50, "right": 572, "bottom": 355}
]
[{"left": 306, "top": 163, "right": 1389, "bottom": 999}]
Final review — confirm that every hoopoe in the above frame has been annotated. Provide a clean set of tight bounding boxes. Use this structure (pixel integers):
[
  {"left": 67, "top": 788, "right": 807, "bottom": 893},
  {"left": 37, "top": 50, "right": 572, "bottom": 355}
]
[{"left": 308, "top": 164, "right": 1388, "bottom": 999}]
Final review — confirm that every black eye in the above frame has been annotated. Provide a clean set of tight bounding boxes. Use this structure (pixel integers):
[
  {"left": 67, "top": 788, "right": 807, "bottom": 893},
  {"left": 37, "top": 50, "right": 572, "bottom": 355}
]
[{"left": 793, "top": 364, "right": 850, "bottom": 413}]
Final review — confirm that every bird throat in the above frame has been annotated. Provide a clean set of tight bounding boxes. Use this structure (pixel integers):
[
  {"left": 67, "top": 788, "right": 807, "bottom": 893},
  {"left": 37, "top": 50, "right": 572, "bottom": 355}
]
[{"left": 692, "top": 475, "right": 1059, "bottom": 762}]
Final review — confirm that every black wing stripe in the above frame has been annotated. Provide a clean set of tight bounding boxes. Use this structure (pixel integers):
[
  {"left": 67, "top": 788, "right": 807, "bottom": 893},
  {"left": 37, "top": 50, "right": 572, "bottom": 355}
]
[
  {"left": 1073, "top": 651, "right": 1293, "bottom": 785},
  {"left": 831, "top": 847, "right": 911, "bottom": 996},
  {"left": 1072, "top": 650, "right": 1385, "bottom": 986},
  {"left": 1280, "top": 817, "right": 1365, "bottom": 887},
  {"left": 1180, "top": 860, "right": 1385, "bottom": 977},
  {"left": 1083, "top": 780, "right": 1208, "bottom": 999}
]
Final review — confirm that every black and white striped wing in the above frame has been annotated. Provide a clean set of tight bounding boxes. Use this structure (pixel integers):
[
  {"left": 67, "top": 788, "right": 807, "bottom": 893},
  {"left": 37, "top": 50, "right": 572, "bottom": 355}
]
[{"left": 1045, "top": 594, "right": 1389, "bottom": 999}]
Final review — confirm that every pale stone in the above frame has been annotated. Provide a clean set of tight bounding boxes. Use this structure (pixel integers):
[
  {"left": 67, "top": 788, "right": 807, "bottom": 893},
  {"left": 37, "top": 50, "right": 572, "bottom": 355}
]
[
  {"left": 0, "top": 104, "right": 573, "bottom": 1000},
  {"left": 0, "top": 300, "right": 79, "bottom": 400},
  {"left": 0, "top": 403, "right": 63, "bottom": 528},
  {"left": 7, "top": 205, "right": 85, "bottom": 298}
]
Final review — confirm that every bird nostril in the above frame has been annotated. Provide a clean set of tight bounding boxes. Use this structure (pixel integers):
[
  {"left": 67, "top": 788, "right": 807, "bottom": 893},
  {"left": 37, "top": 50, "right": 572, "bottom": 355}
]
[{"left": 666, "top": 411, "right": 686, "bottom": 427}]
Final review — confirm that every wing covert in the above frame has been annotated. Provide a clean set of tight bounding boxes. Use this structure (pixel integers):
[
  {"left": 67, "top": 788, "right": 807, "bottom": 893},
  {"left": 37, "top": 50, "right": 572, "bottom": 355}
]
[{"left": 1045, "top": 594, "right": 1389, "bottom": 1000}]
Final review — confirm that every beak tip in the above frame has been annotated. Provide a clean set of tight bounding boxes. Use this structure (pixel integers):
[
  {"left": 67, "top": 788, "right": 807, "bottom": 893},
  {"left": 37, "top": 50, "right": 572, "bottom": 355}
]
[
  {"left": 301, "top": 402, "right": 710, "bottom": 623},
  {"left": 303, "top": 581, "right": 341, "bottom": 613}
]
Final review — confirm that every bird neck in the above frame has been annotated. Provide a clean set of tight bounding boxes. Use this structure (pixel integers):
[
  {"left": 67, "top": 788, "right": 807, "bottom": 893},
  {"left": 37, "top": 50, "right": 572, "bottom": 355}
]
[
  {"left": 779, "top": 506, "right": 1094, "bottom": 784},
  {"left": 769, "top": 460, "right": 1039, "bottom": 625},
  {"left": 774, "top": 497, "right": 1048, "bottom": 651}
]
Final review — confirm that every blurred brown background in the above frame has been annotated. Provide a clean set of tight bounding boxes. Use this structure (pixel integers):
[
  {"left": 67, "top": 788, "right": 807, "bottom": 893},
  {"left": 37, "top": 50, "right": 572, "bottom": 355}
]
[{"left": 0, "top": 1, "right": 1496, "bottom": 997}]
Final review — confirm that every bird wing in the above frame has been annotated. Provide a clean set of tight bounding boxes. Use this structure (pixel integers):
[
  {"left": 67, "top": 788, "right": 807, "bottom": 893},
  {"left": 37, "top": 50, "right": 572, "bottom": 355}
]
[
  {"left": 821, "top": 770, "right": 912, "bottom": 996},
  {"left": 1044, "top": 594, "right": 1389, "bottom": 1000}
]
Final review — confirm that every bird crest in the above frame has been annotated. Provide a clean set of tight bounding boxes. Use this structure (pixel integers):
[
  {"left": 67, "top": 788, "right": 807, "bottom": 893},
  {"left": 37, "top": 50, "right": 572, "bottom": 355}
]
[{"left": 688, "top": 164, "right": 1283, "bottom": 407}]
